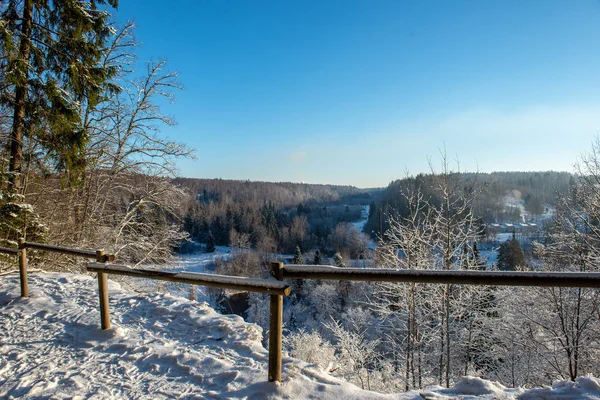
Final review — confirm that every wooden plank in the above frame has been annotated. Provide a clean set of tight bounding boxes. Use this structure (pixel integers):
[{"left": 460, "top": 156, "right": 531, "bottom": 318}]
[
  {"left": 86, "top": 263, "right": 291, "bottom": 296},
  {"left": 18, "top": 238, "right": 28, "bottom": 297},
  {"left": 0, "top": 246, "right": 18, "bottom": 255},
  {"left": 282, "top": 265, "right": 600, "bottom": 288},
  {"left": 23, "top": 242, "right": 115, "bottom": 262},
  {"left": 268, "top": 262, "right": 284, "bottom": 382},
  {"left": 25, "top": 241, "right": 97, "bottom": 258}
]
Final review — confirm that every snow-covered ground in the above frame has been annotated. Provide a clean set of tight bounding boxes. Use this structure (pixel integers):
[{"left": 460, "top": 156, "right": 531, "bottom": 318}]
[
  {"left": 2, "top": 272, "right": 600, "bottom": 399},
  {"left": 176, "top": 245, "right": 233, "bottom": 274},
  {"left": 351, "top": 204, "right": 370, "bottom": 233}
]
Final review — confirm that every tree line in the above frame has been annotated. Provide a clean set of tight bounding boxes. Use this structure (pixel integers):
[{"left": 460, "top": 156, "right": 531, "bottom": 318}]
[{"left": 364, "top": 170, "right": 574, "bottom": 239}]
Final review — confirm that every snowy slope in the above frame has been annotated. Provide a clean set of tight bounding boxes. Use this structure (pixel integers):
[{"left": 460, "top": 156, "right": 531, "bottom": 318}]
[{"left": 1, "top": 272, "right": 600, "bottom": 399}]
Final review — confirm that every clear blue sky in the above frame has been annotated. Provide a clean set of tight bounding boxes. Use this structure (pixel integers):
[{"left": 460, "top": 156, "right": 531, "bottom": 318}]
[{"left": 115, "top": 0, "right": 600, "bottom": 188}]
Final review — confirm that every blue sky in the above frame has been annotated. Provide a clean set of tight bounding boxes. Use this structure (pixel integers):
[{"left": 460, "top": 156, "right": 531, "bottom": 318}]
[{"left": 115, "top": 0, "right": 600, "bottom": 188}]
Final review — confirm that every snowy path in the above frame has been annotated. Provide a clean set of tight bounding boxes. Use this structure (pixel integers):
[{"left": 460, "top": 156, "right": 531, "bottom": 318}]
[
  {"left": 0, "top": 273, "right": 398, "bottom": 399},
  {"left": 1, "top": 272, "right": 600, "bottom": 399}
]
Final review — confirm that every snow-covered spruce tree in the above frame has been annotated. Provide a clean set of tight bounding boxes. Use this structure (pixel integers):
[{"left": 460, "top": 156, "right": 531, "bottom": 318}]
[
  {"left": 1, "top": 0, "right": 119, "bottom": 193},
  {"left": 496, "top": 232, "right": 526, "bottom": 271},
  {"left": 206, "top": 232, "right": 216, "bottom": 253},
  {"left": 293, "top": 245, "right": 304, "bottom": 264},
  {"left": 0, "top": 1, "right": 119, "bottom": 261},
  {"left": 0, "top": 2, "right": 191, "bottom": 271}
]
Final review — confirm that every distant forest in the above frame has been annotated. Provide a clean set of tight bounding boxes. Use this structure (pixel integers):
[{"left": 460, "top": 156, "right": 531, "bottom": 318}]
[
  {"left": 363, "top": 171, "right": 574, "bottom": 238},
  {"left": 175, "top": 171, "right": 574, "bottom": 258},
  {"left": 175, "top": 178, "right": 372, "bottom": 256}
]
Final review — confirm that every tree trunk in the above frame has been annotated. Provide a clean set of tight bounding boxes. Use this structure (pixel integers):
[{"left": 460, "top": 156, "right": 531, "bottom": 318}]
[{"left": 7, "top": 0, "right": 33, "bottom": 193}]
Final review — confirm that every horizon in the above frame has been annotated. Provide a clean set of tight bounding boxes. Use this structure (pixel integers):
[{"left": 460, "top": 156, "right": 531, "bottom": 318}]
[
  {"left": 116, "top": 1, "right": 600, "bottom": 187},
  {"left": 177, "top": 168, "right": 574, "bottom": 190}
]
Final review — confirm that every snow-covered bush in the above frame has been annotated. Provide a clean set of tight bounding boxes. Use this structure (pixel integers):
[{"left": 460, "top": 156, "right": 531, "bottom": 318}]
[{"left": 284, "top": 329, "right": 335, "bottom": 371}]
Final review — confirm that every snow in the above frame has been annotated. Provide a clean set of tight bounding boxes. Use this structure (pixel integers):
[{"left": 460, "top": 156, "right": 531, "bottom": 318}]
[
  {"left": 519, "top": 377, "right": 600, "bottom": 399},
  {"left": 434, "top": 377, "right": 509, "bottom": 396},
  {"left": 1, "top": 272, "right": 599, "bottom": 399},
  {"left": 350, "top": 204, "right": 377, "bottom": 249},
  {"left": 176, "top": 245, "right": 233, "bottom": 273},
  {"left": 351, "top": 205, "right": 370, "bottom": 233},
  {"left": 479, "top": 249, "right": 498, "bottom": 267},
  {"left": 0, "top": 272, "right": 398, "bottom": 399}
]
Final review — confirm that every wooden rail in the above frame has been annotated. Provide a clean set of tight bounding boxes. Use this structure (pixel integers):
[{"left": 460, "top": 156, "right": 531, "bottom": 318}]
[
  {"left": 0, "top": 238, "right": 115, "bottom": 298},
  {"left": 86, "top": 261, "right": 290, "bottom": 382},
  {"left": 24, "top": 241, "right": 115, "bottom": 262},
  {"left": 0, "top": 246, "right": 19, "bottom": 255},
  {"left": 87, "top": 263, "right": 291, "bottom": 295},
  {"left": 281, "top": 265, "right": 600, "bottom": 287}
]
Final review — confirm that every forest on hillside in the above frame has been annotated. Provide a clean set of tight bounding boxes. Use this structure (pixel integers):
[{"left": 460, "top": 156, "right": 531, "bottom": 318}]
[
  {"left": 363, "top": 171, "right": 574, "bottom": 239},
  {"left": 177, "top": 178, "right": 371, "bottom": 257}
]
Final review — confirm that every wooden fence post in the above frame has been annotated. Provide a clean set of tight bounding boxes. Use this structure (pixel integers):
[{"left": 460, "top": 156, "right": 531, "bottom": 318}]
[
  {"left": 18, "top": 238, "right": 28, "bottom": 298},
  {"left": 268, "top": 261, "right": 284, "bottom": 382},
  {"left": 96, "top": 250, "right": 110, "bottom": 330}
]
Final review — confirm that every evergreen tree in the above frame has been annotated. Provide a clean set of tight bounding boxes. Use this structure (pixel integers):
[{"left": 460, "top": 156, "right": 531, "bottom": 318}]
[
  {"left": 313, "top": 249, "right": 322, "bottom": 265},
  {"left": 368, "top": 201, "right": 376, "bottom": 219},
  {"left": 293, "top": 245, "right": 304, "bottom": 264},
  {"left": 1, "top": 0, "right": 119, "bottom": 191},
  {"left": 497, "top": 235, "right": 526, "bottom": 271},
  {"left": 205, "top": 232, "right": 216, "bottom": 253}
]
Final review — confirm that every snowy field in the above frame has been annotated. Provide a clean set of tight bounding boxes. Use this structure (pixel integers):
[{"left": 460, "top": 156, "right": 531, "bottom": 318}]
[{"left": 1, "top": 272, "right": 600, "bottom": 399}]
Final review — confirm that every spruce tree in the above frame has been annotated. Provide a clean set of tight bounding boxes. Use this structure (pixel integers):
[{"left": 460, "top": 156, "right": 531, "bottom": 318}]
[
  {"left": 293, "top": 245, "right": 304, "bottom": 264},
  {"left": 368, "top": 201, "right": 376, "bottom": 219},
  {"left": 205, "top": 232, "right": 216, "bottom": 253},
  {"left": 313, "top": 249, "right": 322, "bottom": 265},
  {"left": 1, "top": 0, "right": 119, "bottom": 191},
  {"left": 497, "top": 237, "right": 526, "bottom": 271}
]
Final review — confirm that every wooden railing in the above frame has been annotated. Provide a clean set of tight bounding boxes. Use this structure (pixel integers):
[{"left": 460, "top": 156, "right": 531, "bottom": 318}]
[
  {"left": 86, "top": 261, "right": 290, "bottom": 382},
  {"left": 7, "top": 249, "right": 600, "bottom": 384},
  {"left": 280, "top": 264, "right": 600, "bottom": 287},
  {"left": 0, "top": 238, "right": 115, "bottom": 297}
]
